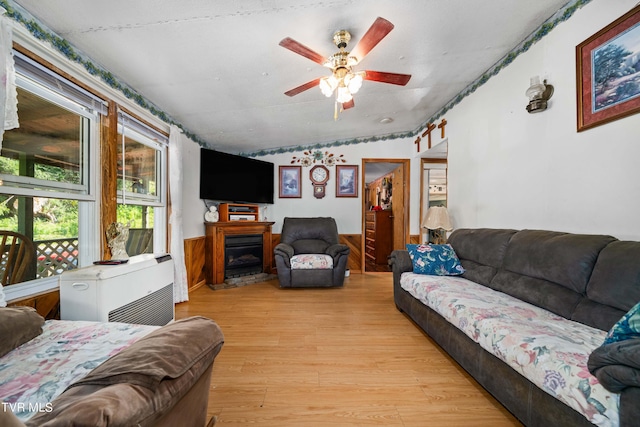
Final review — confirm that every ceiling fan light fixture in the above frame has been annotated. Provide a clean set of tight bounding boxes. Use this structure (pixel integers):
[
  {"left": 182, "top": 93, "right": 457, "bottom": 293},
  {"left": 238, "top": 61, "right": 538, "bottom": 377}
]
[
  {"left": 336, "top": 85, "right": 353, "bottom": 103},
  {"left": 345, "top": 72, "right": 363, "bottom": 94},
  {"left": 319, "top": 76, "right": 337, "bottom": 97}
]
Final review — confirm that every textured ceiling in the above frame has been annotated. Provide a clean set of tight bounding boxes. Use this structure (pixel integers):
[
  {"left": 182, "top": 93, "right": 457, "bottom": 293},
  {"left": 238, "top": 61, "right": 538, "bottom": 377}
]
[{"left": 10, "top": 0, "right": 574, "bottom": 154}]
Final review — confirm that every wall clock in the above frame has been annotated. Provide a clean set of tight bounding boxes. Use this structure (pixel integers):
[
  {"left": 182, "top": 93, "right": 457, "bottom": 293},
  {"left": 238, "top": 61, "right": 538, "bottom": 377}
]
[{"left": 309, "top": 165, "right": 329, "bottom": 199}]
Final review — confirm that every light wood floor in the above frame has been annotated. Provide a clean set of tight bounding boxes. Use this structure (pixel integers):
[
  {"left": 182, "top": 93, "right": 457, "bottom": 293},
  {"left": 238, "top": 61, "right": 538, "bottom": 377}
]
[{"left": 176, "top": 273, "right": 522, "bottom": 426}]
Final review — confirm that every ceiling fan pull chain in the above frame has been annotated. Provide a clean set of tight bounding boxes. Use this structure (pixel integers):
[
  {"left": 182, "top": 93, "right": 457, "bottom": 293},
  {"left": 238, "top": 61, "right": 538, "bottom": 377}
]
[{"left": 334, "top": 100, "right": 338, "bottom": 121}]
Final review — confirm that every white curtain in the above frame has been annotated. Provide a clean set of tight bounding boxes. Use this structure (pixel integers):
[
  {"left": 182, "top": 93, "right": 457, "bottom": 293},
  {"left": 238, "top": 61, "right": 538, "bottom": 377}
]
[
  {"left": 0, "top": 11, "right": 17, "bottom": 307},
  {"left": 0, "top": 11, "right": 19, "bottom": 149},
  {"left": 169, "top": 125, "right": 189, "bottom": 303}
]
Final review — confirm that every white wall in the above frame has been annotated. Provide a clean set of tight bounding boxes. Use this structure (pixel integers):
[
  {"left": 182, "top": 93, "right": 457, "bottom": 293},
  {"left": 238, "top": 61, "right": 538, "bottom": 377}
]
[
  {"left": 180, "top": 135, "right": 423, "bottom": 237},
  {"left": 181, "top": 138, "right": 207, "bottom": 239},
  {"left": 258, "top": 137, "right": 418, "bottom": 234},
  {"left": 446, "top": 0, "right": 640, "bottom": 240}
]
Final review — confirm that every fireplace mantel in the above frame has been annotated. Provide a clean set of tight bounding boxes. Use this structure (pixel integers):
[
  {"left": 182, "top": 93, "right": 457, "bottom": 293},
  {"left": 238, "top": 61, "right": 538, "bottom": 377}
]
[{"left": 204, "top": 221, "right": 275, "bottom": 285}]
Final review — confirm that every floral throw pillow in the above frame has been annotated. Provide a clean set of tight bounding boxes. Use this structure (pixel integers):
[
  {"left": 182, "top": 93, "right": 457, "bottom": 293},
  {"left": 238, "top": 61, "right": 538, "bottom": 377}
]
[
  {"left": 405, "top": 244, "right": 465, "bottom": 276},
  {"left": 603, "top": 301, "right": 640, "bottom": 345}
]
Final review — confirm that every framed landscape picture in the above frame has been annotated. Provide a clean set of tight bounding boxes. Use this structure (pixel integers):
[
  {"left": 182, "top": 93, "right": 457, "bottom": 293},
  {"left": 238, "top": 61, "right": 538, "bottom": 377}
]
[
  {"left": 576, "top": 5, "right": 640, "bottom": 131},
  {"left": 336, "top": 165, "right": 358, "bottom": 198},
  {"left": 279, "top": 166, "right": 301, "bottom": 198}
]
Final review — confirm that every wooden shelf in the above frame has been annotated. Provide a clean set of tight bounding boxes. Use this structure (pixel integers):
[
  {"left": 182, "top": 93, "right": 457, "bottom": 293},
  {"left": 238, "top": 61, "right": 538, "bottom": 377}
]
[{"left": 218, "top": 203, "right": 259, "bottom": 222}]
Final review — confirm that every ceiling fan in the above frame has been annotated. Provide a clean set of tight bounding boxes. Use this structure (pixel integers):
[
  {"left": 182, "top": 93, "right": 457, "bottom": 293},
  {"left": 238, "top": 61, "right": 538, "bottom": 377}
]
[{"left": 279, "top": 17, "right": 411, "bottom": 117}]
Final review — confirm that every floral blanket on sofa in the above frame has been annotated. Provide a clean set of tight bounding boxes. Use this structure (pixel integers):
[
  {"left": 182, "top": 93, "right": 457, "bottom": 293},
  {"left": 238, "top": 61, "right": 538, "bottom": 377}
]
[
  {"left": 400, "top": 273, "right": 619, "bottom": 427},
  {"left": 0, "top": 320, "right": 157, "bottom": 421}
]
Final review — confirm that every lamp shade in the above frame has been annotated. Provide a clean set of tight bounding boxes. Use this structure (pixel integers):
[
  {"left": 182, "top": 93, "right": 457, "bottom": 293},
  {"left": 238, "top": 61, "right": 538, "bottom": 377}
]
[
  {"left": 525, "top": 75, "right": 546, "bottom": 101},
  {"left": 422, "top": 206, "right": 453, "bottom": 231}
]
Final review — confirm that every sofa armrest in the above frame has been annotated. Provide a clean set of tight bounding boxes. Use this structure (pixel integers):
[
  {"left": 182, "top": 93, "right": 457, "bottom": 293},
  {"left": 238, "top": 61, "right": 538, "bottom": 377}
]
[
  {"left": 388, "top": 250, "right": 412, "bottom": 273},
  {"left": 389, "top": 250, "right": 413, "bottom": 295},
  {"left": 326, "top": 243, "right": 350, "bottom": 260},
  {"left": 620, "top": 386, "right": 640, "bottom": 427},
  {"left": 26, "top": 317, "right": 224, "bottom": 427},
  {"left": 274, "top": 243, "right": 294, "bottom": 267}
]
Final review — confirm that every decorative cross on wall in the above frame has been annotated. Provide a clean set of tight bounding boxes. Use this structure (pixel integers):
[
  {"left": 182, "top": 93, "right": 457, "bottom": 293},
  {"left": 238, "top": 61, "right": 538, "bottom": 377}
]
[
  {"left": 422, "top": 123, "right": 436, "bottom": 149},
  {"left": 415, "top": 118, "right": 448, "bottom": 153},
  {"left": 438, "top": 118, "right": 447, "bottom": 139}
]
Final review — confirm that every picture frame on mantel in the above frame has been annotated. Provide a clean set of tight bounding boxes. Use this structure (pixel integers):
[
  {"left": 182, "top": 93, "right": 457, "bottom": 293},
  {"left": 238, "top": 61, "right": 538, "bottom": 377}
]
[
  {"left": 336, "top": 165, "right": 358, "bottom": 198},
  {"left": 279, "top": 165, "right": 301, "bottom": 198},
  {"left": 576, "top": 5, "right": 640, "bottom": 131}
]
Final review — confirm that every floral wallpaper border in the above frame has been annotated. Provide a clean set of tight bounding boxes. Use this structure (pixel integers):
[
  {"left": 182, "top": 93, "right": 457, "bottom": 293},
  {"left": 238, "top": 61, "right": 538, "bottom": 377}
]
[{"left": 1, "top": 0, "right": 591, "bottom": 155}]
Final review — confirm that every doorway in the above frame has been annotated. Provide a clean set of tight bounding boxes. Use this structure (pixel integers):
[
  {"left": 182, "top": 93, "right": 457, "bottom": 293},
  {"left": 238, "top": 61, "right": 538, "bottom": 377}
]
[
  {"left": 361, "top": 158, "right": 410, "bottom": 272},
  {"left": 420, "top": 159, "right": 448, "bottom": 243}
]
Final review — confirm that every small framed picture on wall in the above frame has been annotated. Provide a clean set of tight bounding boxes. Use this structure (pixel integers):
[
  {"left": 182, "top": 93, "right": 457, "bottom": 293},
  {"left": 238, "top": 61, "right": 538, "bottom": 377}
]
[
  {"left": 336, "top": 165, "right": 358, "bottom": 198},
  {"left": 279, "top": 165, "right": 302, "bottom": 198}
]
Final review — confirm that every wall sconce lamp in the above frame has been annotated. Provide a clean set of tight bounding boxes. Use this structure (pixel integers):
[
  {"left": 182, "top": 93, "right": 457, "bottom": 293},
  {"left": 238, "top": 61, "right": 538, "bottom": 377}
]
[
  {"left": 421, "top": 206, "right": 453, "bottom": 244},
  {"left": 525, "top": 76, "right": 554, "bottom": 113}
]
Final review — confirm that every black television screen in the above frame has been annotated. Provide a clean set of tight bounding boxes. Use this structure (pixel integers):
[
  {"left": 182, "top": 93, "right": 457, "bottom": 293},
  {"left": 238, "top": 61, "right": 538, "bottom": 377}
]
[{"left": 199, "top": 148, "right": 274, "bottom": 204}]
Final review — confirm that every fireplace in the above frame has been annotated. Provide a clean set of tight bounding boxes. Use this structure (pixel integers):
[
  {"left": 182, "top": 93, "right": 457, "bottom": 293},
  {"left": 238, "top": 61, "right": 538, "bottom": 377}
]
[
  {"left": 224, "top": 234, "right": 263, "bottom": 279},
  {"left": 205, "top": 221, "right": 274, "bottom": 285}
]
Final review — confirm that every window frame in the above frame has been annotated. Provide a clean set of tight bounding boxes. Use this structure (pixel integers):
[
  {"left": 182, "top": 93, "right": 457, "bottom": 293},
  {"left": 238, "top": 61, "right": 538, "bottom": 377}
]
[
  {"left": 116, "top": 124, "right": 166, "bottom": 207},
  {"left": 116, "top": 115, "right": 168, "bottom": 255},
  {"left": 1, "top": 54, "right": 102, "bottom": 301},
  {"left": 2, "top": 41, "right": 172, "bottom": 301},
  {"left": 0, "top": 75, "right": 96, "bottom": 200}
]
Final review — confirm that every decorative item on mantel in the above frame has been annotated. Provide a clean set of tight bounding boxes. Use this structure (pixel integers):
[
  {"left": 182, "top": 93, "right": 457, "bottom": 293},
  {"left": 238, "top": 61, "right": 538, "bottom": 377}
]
[
  {"left": 291, "top": 150, "right": 346, "bottom": 167},
  {"left": 422, "top": 206, "right": 453, "bottom": 244},
  {"left": 106, "top": 222, "right": 130, "bottom": 260},
  {"left": 204, "top": 205, "right": 219, "bottom": 222}
]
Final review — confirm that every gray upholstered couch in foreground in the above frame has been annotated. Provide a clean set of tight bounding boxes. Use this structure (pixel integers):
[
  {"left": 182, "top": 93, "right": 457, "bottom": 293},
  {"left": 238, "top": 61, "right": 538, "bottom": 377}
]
[{"left": 389, "top": 228, "right": 640, "bottom": 427}]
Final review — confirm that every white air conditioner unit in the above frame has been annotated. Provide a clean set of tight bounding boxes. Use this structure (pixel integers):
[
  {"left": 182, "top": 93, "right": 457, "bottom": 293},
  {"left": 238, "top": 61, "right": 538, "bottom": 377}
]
[{"left": 60, "top": 254, "right": 174, "bottom": 326}]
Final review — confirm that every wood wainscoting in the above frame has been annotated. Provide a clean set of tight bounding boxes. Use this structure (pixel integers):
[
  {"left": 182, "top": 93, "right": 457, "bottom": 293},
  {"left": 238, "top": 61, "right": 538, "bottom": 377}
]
[
  {"left": 5, "top": 232, "right": 371, "bottom": 314},
  {"left": 184, "top": 233, "right": 364, "bottom": 292},
  {"left": 185, "top": 233, "right": 280, "bottom": 286},
  {"left": 184, "top": 236, "right": 207, "bottom": 292},
  {"left": 8, "top": 289, "right": 60, "bottom": 319}
]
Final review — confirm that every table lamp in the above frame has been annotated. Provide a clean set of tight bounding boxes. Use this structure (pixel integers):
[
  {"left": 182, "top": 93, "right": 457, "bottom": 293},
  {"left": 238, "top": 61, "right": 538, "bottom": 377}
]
[{"left": 422, "top": 206, "right": 453, "bottom": 244}]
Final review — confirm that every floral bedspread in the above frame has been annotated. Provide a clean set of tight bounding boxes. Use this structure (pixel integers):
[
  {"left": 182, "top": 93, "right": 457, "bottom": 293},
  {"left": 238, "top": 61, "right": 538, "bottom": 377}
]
[
  {"left": 400, "top": 273, "right": 620, "bottom": 427},
  {"left": 0, "top": 320, "right": 157, "bottom": 421}
]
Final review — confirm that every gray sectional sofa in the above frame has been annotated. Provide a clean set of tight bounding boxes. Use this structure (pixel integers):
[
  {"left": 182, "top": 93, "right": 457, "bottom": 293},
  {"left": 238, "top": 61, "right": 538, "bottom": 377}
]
[{"left": 389, "top": 228, "right": 640, "bottom": 426}]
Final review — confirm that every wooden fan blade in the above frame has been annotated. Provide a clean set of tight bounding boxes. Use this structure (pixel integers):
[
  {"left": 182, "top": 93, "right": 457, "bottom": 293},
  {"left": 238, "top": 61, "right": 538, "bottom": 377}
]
[
  {"left": 350, "top": 17, "right": 394, "bottom": 62},
  {"left": 364, "top": 70, "right": 411, "bottom": 86},
  {"left": 342, "top": 99, "right": 355, "bottom": 110},
  {"left": 284, "top": 78, "right": 322, "bottom": 97},
  {"left": 279, "top": 37, "right": 327, "bottom": 65}
]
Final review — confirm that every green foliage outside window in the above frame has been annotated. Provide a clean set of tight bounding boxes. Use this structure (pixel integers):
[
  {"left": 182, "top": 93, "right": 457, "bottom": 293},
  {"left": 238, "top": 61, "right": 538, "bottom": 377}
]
[
  {"left": 117, "top": 204, "right": 154, "bottom": 229},
  {"left": 0, "top": 156, "right": 80, "bottom": 240}
]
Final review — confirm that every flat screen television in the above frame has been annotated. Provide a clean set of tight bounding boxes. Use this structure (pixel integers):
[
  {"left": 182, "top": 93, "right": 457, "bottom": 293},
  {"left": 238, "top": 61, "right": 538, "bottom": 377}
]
[{"left": 199, "top": 148, "right": 274, "bottom": 204}]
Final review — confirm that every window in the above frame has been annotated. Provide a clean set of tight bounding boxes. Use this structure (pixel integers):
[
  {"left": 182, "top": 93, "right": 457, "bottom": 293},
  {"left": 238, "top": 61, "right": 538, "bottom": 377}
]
[
  {"left": 0, "top": 52, "right": 102, "bottom": 293},
  {"left": 116, "top": 113, "right": 167, "bottom": 256},
  {"left": 1, "top": 75, "right": 91, "bottom": 197}
]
